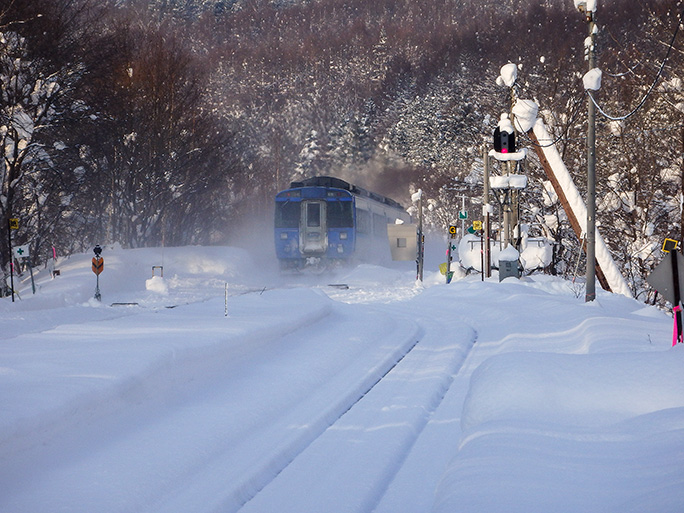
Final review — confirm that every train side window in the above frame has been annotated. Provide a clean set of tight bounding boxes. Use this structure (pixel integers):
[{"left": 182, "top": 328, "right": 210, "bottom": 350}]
[
  {"left": 275, "top": 201, "right": 300, "bottom": 228},
  {"left": 357, "top": 209, "right": 370, "bottom": 233},
  {"left": 372, "top": 213, "right": 386, "bottom": 235},
  {"left": 327, "top": 201, "right": 353, "bottom": 228}
]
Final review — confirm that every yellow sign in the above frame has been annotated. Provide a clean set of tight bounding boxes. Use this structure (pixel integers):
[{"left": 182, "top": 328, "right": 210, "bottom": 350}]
[
  {"left": 448, "top": 225, "right": 457, "bottom": 237},
  {"left": 663, "top": 238, "right": 680, "bottom": 253},
  {"left": 9, "top": 218, "right": 19, "bottom": 230},
  {"left": 473, "top": 220, "right": 483, "bottom": 231}
]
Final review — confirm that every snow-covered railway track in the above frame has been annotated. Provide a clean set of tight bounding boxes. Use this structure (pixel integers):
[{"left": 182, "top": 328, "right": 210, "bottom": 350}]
[
  {"left": 239, "top": 306, "right": 476, "bottom": 513},
  {"left": 0, "top": 289, "right": 425, "bottom": 513},
  {"left": 152, "top": 303, "right": 424, "bottom": 513}
]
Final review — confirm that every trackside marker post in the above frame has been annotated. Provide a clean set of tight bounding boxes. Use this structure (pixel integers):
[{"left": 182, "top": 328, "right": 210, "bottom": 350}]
[
  {"left": 674, "top": 306, "right": 683, "bottom": 347},
  {"left": 671, "top": 248, "right": 682, "bottom": 346},
  {"left": 92, "top": 245, "right": 104, "bottom": 301},
  {"left": 646, "top": 239, "right": 683, "bottom": 345},
  {"left": 446, "top": 225, "right": 456, "bottom": 284}
]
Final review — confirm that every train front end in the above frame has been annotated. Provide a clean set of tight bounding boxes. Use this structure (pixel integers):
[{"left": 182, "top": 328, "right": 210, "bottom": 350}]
[{"left": 274, "top": 185, "right": 355, "bottom": 270}]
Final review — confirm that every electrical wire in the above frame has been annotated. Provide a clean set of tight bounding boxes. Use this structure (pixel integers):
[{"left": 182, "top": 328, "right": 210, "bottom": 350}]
[
  {"left": 601, "top": 63, "right": 638, "bottom": 78},
  {"left": 588, "top": 10, "right": 682, "bottom": 122},
  {"left": 520, "top": 10, "right": 681, "bottom": 147}
]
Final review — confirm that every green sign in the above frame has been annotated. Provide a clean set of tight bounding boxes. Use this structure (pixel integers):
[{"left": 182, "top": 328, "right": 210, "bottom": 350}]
[{"left": 458, "top": 211, "right": 468, "bottom": 220}]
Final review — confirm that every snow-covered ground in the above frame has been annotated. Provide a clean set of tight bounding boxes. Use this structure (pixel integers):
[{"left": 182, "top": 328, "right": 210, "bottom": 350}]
[{"left": 1, "top": 245, "right": 682, "bottom": 513}]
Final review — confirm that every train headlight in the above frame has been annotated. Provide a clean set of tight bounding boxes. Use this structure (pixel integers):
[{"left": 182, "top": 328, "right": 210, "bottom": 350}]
[
  {"left": 280, "top": 233, "right": 288, "bottom": 239},
  {"left": 337, "top": 244, "right": 344, "bottom": 253},
  {"left": 339, "top": 232, "right": 348, "bottom": 240}
]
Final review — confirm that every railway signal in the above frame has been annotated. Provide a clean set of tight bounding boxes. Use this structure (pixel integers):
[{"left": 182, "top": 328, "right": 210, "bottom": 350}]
[
  {"left": 92, "top": 245, "right": 104, "bottom": 301},
  {"left": 493, "top": 125, "right": 515, "bottom": 154}
]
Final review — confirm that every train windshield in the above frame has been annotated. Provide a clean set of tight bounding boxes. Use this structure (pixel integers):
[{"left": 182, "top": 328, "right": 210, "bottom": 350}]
[
  {"left": 306, "top": 203, "right": 321, "bottom": 227},
  {"left": 327, "top": 200, "right": 353, "bottom": 228},
  {"left": 275, "top": 200, "right": 300, "bottom": 228}
]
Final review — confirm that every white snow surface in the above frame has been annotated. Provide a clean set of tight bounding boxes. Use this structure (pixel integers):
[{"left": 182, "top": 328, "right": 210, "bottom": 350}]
[
  {"left": 497, "top": 112, "right": 515, "bottom": 134},
  {"left": 498, "top": 244, "right": 519, "bottom": 262},
  {"left": 489, "top": 174, "right": 528, "bottom": 189},
  {"left": 1, "top": 245, "right": 682, "bottom": 513},
  {"left": 459, "top": 234, "right": 553, "bottom": 273},
  {"left": 488, "top": 148, "right": 528, "bottom": 162},
  {"left": 497, "top": 63, "right": 518, "bottom": 88},
  {"left": 583, "top": 68, "right": 603, "bottom": 91},
  {"left": 574, "top": 0, "right": 598, "bottom": 13},
  {"left": 512, "top": 99, "right": 539, "bottom": 133}
]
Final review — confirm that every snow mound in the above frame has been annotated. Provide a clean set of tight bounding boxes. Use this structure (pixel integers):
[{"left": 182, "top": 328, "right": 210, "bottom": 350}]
[
  {"left": 146, "top": 276, "right": 168, "bottom": 294},
  {"left": 461, "top": 348, "right": 684, "bottom": 432}
]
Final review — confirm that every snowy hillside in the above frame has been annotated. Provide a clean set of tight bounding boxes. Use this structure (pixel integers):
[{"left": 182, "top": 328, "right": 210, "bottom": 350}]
[{"left": 1, "top": 245, "right": 682, "bottom": 513}]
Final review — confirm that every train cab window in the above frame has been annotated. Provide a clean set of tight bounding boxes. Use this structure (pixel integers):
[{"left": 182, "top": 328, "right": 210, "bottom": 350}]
[
  {"left": 327, "top": 201, "right": 353, "bottom": 228},
  {"left": 275, "top": 201, "right": 300, "bottom": 228},
  {"left": 307, "top": 203, "right": 321, "bottom": 227}
]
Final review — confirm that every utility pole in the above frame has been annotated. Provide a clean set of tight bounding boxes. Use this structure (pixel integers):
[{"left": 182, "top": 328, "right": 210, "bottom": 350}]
[
  {"left": 583, "top": 3, "right": 597, "bottom": 302},
  {"left": 7, "top": 218, "right": 15, "bottom": 302},
  {"left": 412, "top": 189, "right": 424, "bottom": 282},
  {"left": 483, "top": 148, "right": 492, "bottom": 278}
]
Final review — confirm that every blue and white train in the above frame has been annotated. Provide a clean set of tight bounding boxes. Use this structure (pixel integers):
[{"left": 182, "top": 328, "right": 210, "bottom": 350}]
[{"left": 274, "top": 176, "right": 410, "bottom": 270}]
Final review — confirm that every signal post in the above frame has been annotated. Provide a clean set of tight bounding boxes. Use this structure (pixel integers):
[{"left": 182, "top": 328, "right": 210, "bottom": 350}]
[
  {"left": 7, "top": 217, "right": 19, "bottom": 302},
  {"left": 92, "top": 245, "right": 104, "bottom": 301}
]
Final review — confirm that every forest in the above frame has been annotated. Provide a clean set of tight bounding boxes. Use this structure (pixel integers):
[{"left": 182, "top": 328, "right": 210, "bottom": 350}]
[{"left": 0, "top": 0, "right": 682, "bottom": 300}]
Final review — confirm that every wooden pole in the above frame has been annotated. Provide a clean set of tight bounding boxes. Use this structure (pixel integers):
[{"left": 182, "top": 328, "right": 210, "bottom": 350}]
[{"left": 529, "top": 130, "right": 611, "bottom": 292}]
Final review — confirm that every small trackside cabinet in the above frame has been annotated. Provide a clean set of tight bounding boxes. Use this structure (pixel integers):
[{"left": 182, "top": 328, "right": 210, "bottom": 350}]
[
  {"left": 499, "top": 258, "right": 520, "bottom": 281},
  {"left": 498, "top": 245, "right": 520, "bottom": 281}
]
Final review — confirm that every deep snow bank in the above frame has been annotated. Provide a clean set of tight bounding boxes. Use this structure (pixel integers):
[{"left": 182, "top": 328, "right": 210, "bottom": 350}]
[
  {"left": 462, "top": 348, "right": 684, "bottom": 431},
  {"left": 0, "top": 287, "right": 333, "bottom": 461},
  {"left": 433, "top": 326, "right": 684, "bottom": 513}
]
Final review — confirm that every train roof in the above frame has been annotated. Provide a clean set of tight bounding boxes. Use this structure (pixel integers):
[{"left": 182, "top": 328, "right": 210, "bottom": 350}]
[{"left": 288, "top": 176, "right": 405, "bottom": 210}]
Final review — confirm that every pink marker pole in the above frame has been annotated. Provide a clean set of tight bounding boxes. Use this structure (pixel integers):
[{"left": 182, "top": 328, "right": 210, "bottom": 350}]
[{"left": 674, "top": 305, "right": 682, "bottom": 347}]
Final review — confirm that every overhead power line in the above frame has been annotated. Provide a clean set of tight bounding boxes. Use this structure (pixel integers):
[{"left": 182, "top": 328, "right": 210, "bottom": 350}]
[{"left": 588, "top": 10, "right": 683, "bottom": 122}]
